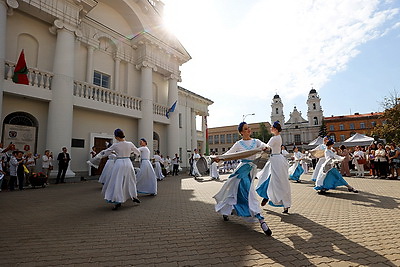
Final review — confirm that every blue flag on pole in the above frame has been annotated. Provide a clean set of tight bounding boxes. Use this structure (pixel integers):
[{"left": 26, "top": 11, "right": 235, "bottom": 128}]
[{"left": 166, "top": 100, "right": 177, "bottom": 119}]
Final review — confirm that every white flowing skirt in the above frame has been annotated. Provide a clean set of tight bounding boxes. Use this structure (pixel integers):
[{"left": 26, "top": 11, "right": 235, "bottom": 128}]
[
  {"left": 311, "top": 157, "right": 326, "bottom": 181},
  {"left": 192, "top": 160, "right": 201, "bottom": 176},
  {"left": 102, "top": 158, "right": 137, "bottom": 203},
  {"left": 256, "top": 155, "right": 291, "bottom": 208},
  {"left": 210, "top": 162, "right": 219, "bottom": 179},
  {"left": 98, "top": 159, "right": 114, "bottom": 184},
  {"left": 154, "top": 162, "right": 165, "bottom": 180},
  {"left": 136, "top": 160, "right": 157, "bottom": 194}
]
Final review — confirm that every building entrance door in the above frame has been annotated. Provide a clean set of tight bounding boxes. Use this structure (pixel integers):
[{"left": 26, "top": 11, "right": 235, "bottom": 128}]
[{"left": 93, "top": 137, "right": 113, "bottom": 175}]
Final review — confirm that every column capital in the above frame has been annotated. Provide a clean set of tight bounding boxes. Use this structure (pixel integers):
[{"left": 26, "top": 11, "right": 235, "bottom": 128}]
[
  {"left": 49, "top": 19, "right": 82, "bottom": 37},
  {"left": 164, "top": 73, "right": 180, "bottom": 82},
  {"left": 135, "top": 61, "right": 157, "bottom": 71}
]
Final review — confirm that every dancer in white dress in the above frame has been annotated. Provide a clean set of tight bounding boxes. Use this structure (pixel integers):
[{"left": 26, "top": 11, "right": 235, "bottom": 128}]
[
  {"left": 213, "top": 122, "right": 272, "bottom": 236},
  {"left": 288, "top": 146, "right": 304, "bottom": 183},
  {"left": 164, "top": 156, "right": 172, "bottom": 175},
  {"left": 192, "top": 148, "right": 202, "bottom": 178},
  {"left": 136, "top": 138, "right": 157, "bottom": 195},
  {"left": 209, "top": 152, "right": 220, "bottom": 180},
  {"left": 311, "top": 136, "right": 329, "bottom": 181},
  {"left": 154, "top": 150, "right": 165, "bottom": 181},
  {"left": 96, "top": 129, "right": 141, "bottom": 210},
  {"left": 98, "top": 153, "right": 116, "bottom": 185},
  {"left": 314, "top": 140, "right": 359, "bottom": 194},
  {"left": 256, "top": 121, "right": 291, "bottom": 213}
]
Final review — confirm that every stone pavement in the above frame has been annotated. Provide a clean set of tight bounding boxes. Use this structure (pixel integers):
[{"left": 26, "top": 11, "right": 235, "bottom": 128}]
[{"left": 0, "top": 173, "right": 399, "bottom": 266}]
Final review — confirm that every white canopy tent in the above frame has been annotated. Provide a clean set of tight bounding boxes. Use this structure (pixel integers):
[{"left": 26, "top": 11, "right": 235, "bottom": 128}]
[
  {"left": 342, "top": 133, "right": 374, "bottom": 147},
  {"left": 305, "top": 136, "right": 324, "bottom": 149}
]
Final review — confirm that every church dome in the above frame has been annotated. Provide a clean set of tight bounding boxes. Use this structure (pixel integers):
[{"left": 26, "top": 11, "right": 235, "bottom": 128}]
[
  {"left": 273, "top": 94, "right": 280, "bottom": 99},
  {"left": 309, "top": 88, "right": 317, "bottom": 94}
]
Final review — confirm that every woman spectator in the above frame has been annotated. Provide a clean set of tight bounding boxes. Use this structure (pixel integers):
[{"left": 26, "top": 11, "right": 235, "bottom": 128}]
[
  {"left": 367, "top": 143, "right": 377, "bottom": 178},
  {"left": 25, "top": 152, "right": 39, "bottom": 185},
  {"left": 42, "top": 150, "right": 53, "bottom": 181},
  {"left": 387, "top": 143, "right": 398, "bottom": 179},
  {"left": 352, "top": 146, "right": 365, "bottom": 177},
  {"left": 374, "top": 143, "right": 387, "bottom": 179},
  {"left": 338, "top": 145, "right": 351, "bottom": 177}
]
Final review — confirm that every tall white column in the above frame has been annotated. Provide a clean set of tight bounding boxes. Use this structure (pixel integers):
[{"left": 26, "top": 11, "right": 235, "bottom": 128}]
[
  {"left": 114, "top": 57, "right": 120, "bottom": 91},
  {"left": 201, "top": 115, "right": 207, "bottom": 154},
  {"left": 0, "top": 1, "right": 7, "bottom": 138},
  {"left": 85, "top": 45, "right": 94, "bottom": 83},
  {"left": 167, "top": 75, "right": 179, "bottom": 156},
  {"left": 46, "top": 21, "right": 78, "bottom": 177},
  {"left": 191, "top": 108, "right": 197, "bottom": 151},
  {"left": 138, "top": 64, "right": 153, "bottom": 151}
]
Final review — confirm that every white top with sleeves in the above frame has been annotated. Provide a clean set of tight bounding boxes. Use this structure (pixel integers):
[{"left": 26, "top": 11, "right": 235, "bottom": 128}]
[
  {"left": 266, "top": 135, "right": 282, "bottom": 154},
  {"left": 224, "top": 138, "right": 267, "bottom": 160},
  {"left": 138, "top": 146, "right": 151, "bottom": 160},
  {"left": 154, "top": 154, "right": 163, "bottom": 163},
  {"left": 42, "top": 155, "right": 53, "bottom": 168},
  {"left": 293, "top": 151, "right": 303, "bottom": 161},
  {"left": 100, "top": 141, "right": 140, "bottom": 158}
]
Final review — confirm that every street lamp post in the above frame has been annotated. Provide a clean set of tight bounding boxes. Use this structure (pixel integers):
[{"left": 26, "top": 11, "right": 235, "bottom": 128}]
[{"left": 242, "top": 113, "right": 255, "bottom": 122}]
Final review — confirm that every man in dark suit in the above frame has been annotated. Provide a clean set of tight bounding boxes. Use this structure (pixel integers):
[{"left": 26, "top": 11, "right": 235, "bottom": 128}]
[{"left": 56, "top": 147, "right": 71, "bottom": 184}]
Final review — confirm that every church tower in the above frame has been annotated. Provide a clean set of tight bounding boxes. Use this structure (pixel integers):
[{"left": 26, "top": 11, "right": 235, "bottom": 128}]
[
  {"left": 306, "top": 88, "right": 323, "bottom": 126},
  {"left": 271, "top": 94, "right": 285, "bottom": 126}
]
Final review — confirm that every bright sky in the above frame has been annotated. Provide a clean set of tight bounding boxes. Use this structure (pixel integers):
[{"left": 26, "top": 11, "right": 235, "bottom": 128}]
[{"left": 162, "top": 0, "right": 400, "bottom": 128}]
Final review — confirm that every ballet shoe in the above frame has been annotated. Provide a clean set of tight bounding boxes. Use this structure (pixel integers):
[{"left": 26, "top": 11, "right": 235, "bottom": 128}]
[
  {"left": 260, "top": 222, "right": 272, "bottom": 236},
  {"left": 261, "top": 198, "right": 269, "bottom": 206},
  {"left": 223, "top": 215, "right": 229, "bottom": 221},
  {"left": 132, "top": 198, "right": 141, "bottom": 203},
  {"left": 283, "top": 208, "right": 289, "bottom": 214},
  {"left": 348, "top": 188, "right": 359, "bottom": 193}
]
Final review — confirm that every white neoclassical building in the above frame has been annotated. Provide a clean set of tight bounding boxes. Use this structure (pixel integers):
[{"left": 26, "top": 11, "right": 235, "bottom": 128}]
[
  {"left": 271, "top": 88, "right": 323, "bottom": 147},
  {"left": 0, "top": 0, "right": 213, "bottom": 175}
]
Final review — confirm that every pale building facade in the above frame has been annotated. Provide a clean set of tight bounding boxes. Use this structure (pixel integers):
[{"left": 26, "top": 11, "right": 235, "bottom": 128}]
[
  {"left": 271, "top": 88, "right": 323, "bottom": 147},
  {"left": 0, "top": 0, "right": 212, "bottom": 175}
]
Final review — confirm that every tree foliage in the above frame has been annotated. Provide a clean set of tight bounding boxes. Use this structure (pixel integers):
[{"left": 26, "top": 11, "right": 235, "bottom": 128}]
[
  {"left": 251, "top": 123, "right": 273, "bottom": 142},
  {"left": 371, "top": 90, "right": 400, "bottom": 144},
  {"left": 319, "top": 120, "right": 328, "bottom": 137}
]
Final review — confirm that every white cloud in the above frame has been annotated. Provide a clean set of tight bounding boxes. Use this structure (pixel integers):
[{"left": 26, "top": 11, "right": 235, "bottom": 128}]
[{"left": 163, "top": 0, "right": 399, "bottom": 127}]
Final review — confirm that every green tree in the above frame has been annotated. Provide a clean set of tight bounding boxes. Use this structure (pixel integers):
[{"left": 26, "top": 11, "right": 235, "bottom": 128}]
[
  {"left": 319, "top": 120, "right": 328, "bottom": 137},
  {"left": 252, "top": 122, "right": 273, "bottom": 142},
  {"left": 371, "top": 90, "right": 400, "bottom": 144}
]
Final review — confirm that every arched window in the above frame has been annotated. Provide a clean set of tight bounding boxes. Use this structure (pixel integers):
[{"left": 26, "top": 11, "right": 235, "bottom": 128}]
[
  {"left": 275, "top": 107, "right": 279, "bottom": 114},
  {"left": 313, "top": 117, "right": 318, "bottom": 125},
  {"left": 313, "top": 103, "right": 316, "bottom": 110}
]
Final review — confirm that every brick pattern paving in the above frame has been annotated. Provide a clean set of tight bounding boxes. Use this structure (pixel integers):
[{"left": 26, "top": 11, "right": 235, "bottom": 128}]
[{"left": 0, "top": 173, "right": 399, "bottom": 266}]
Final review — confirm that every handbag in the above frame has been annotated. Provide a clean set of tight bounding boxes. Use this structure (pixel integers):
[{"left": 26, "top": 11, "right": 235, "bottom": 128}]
[{"left": 23, "top": 165, "right": 30, "bottom": 174}]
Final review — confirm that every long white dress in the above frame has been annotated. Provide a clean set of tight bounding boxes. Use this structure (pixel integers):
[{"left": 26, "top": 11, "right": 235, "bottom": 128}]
[
  {"left": 256, "top": 135, "right": 291, "bottom": 208},
  {"left": 136, "top": 146, "right": 157, "bottom": 195},
  {"left": 315, "top": 149, "right": 345, "bottom": 188},
  {"left": 98, "top": 141, "right": 140, "bottom": 204},
  {"left": 311, "top": 144, "right": 327, "bottom": 181},
  {"left": 288, "top": 151, "right": 304, "bottom": 181},
  {"left": 210, "top": 161, "right": 219, "bottom": 179},
  {"left": 154, "top": 154, "right": 165, "bottom": 180},
  {"left": 192, "top": 153, "right": 202, "bottom": 177},
  {"left": 98, "top": 153, "right": 116, "bottom": 185},
  {"left": 214, "top": 139, "right": 267, "bottom": 221}
]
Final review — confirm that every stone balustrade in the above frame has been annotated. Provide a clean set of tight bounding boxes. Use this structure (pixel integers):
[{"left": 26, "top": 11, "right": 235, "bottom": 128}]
[{"left": 4, "top": 60, "right": 53, "bottom": 89}]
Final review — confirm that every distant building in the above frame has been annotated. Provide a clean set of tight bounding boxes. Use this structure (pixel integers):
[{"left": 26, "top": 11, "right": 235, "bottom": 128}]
[
  {"left": 271, "top": 88, "right": 323, "bottom": 147},
  {"left": 324, "top": 112, "right": 384, "bottom": 142},
  {"left": 208, "top": 122, "right": 271, "bottom": 154}
]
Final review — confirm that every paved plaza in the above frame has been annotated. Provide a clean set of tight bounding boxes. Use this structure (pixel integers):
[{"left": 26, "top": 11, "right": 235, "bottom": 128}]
[{"left": 0, "top": 172, "right": 399, "bottom": 266}]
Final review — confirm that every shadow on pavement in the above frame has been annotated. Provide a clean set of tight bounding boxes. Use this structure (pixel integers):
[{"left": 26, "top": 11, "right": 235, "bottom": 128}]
[{"left": 268, "top": 210, "right": 396, "bottom": 266}]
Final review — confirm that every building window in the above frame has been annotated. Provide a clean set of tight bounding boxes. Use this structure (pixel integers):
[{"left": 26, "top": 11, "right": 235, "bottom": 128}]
[
  {"left": 215, "top": 148, "right": 218, "bottom": 153},
  {"left": 226, "top": 134, "right": 232, "bottom": 144},
  {"left": 360, "top": 122, "right": 366, "bottom": 129},
  {"left": 329, "top": 125, "right": 334, "bottom": 131},
  {"left": 350, "top": 123, "right": 355, "bottom": 130},
  {"left": 93, "top": 71, "right": 110, "bottom": 89},
  {"left": 329, "top": 135, "right": 336, "bottom": 142},
  {"left": 220, "top": 134, "right": 225, "bottom": 144},
  {"left": 222, "top": 148, "right": 225, "bottom": 152},
  {"left": 233, "top": 133, "right": 239, "bottom": 142},
  {"left": 275, "top": 108, "right": 279, "bottom": 114},
  {"left": 340, "top": 135, "right": 345, "bottom": 141},
  {"left": 294, "top": 134, "right": 301, "bottom": 143},
  {"left": 371, "top": 121, "right": 376, "bottom": 127},
  {"left": 313, "top": 103, "right": 316, "bottom": 110},
  {"left": 313, "top": 117, "right": 318, "bottom": 125},
  {"left": 339, "top": 124, "right": 344, "bottom": 130},
  {"left": 179, "top": 113, "right": 182, "bottom": 128},
  {"left": 214, "top": 135, "right": 219, "bottom": 144},
  {"left": 209, "top": 135, "right": 213, "bottom": 145}
]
